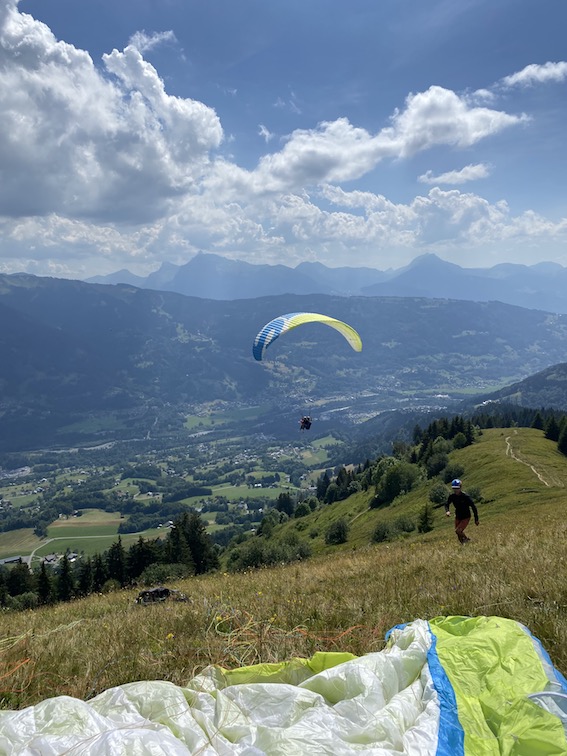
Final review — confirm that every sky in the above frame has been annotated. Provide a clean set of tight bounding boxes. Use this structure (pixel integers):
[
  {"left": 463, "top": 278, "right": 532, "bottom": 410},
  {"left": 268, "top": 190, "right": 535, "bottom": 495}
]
[{"left": 1, "top": 0, "right": 567, "bottom": 280}]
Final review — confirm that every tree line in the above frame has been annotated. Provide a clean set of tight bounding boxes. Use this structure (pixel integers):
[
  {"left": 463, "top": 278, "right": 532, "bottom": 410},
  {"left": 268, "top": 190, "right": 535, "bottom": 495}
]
[{"left": 0, "top": 511, "right": 218, "bottom": 611}]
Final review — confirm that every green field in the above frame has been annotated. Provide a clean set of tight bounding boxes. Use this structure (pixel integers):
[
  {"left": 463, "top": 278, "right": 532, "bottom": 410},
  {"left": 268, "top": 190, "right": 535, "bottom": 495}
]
[
  {"left": 55, "top": 413, "right": 128, "bottom": 435},
  {"left": 46, "top": 509, "right": 124, "bottom": 538},
  {"left": 30, "top": 530, "right": 164, "bottom": 560},
  {"left": 184, "top": 404, "right": 270, "bottom": 429},
  {"left": 0, "top": 529, "right": 41, "bottom": 559},
  {"left": 0, "top": 509, "right": 164, "bottom": 562}
]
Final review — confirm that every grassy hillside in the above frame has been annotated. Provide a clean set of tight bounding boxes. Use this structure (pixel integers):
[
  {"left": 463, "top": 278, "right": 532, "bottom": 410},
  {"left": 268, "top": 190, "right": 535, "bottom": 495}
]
[
  {"left": 265, "top": 425, "right": 567, "bottom": 556},
  {"left": 1, "top": 427, "right": 566, "bottom": 710}
]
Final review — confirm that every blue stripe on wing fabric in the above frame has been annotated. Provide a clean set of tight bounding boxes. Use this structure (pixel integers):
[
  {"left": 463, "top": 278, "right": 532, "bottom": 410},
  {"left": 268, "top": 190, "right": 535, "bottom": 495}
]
[
  {"left": 252, "top": 314, "right": 303, "bottom": 361},
  {"left": 385, "top": 622, "right": 464, "bottom": 755},
  {"left": 426, "top": 623, "right": 465, "bottom": 756}
]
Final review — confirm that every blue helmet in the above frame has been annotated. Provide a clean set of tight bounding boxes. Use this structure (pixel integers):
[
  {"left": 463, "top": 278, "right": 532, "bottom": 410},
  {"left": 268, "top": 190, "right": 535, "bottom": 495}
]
[{"left": 451, "top": 479, "right": 462, "bottom": 489}]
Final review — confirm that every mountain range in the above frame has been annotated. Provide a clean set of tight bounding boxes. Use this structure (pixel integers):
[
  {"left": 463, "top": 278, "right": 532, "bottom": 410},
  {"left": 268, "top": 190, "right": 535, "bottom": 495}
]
[
  {"left": 3, "top": 272, "right": 567, "bottom": 452},
  {"left": 87, "top": 253, "right": 567, "bottom": 313}
]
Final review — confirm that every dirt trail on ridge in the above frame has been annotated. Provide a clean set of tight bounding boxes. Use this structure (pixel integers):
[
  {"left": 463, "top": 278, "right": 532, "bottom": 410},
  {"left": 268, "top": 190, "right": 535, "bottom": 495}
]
[{"left": 505, "top": 430, "right": 564, "bottom": 487}]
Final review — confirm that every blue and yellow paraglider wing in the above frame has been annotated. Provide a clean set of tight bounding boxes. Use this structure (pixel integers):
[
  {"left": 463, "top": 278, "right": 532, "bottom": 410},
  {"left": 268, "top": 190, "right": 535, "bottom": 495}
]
[{"left": 252, "top": 312, "right": 362, "bottom": 361}]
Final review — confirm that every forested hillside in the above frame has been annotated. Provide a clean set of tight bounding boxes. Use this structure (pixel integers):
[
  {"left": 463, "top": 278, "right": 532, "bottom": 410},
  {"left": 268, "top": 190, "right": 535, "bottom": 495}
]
[{"left": 3, "top": 272, "right": 567, "bottom": 451}]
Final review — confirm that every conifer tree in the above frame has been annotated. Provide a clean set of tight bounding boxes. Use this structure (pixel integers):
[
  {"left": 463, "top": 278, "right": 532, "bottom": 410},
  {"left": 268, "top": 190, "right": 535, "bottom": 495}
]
[
  {"left": 77, "top": 557, "right": 94, "bottom": 597},
  {"left": 545, "top": 415, "right": 560, "bottom": 442},
  {"left": 316, "top": 471, "right": 331, "bottom": 500},
  {"left": 37, "top": 561, "right": 53, "bottom": 605},
  {"left": 558, "top": 424, "right": 567, "bottom": 457},
  {"left": 106, "top": 536, "right": 127, "bottom": 586},
  {"left": 531, "top": 411, "right": 544, "bottom": 430},
  {"left": 417, "top": 503, "right": 434, "bottom": 534},
  {"left": 92, "top": 554, "right": 108, "bottom": 592},
  {"left": 57, "top": 554, "right": 75, "bottom": 602},
  {"left": 6, "top": 561, "right": 35, "bottom": 596},
  {"left": 177, "top": 512, "right": 219, "bottom": 574},
  {"left": 127, "top": 536, "right": 159, "bottom": 581},
  {"left": 165, "top": 524, "right": 195, "bottom": 570}
]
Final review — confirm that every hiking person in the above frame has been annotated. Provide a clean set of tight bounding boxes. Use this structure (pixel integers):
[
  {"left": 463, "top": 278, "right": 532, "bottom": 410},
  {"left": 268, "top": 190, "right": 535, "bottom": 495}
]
[{"left": 445, "top": 479, "right": 479, "bottom": 544}]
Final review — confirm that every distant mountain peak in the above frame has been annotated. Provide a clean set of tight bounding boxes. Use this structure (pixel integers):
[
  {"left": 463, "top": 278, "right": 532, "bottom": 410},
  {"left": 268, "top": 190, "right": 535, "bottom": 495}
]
[
  {"left": 81, "top": 253, "right": 567, "bottom": 313},
  {"left": 407, "top": 253, "right": 461, "bottom": 270}
]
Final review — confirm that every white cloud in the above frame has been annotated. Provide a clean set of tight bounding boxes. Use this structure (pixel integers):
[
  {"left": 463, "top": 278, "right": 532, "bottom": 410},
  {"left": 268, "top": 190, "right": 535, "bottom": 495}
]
[
  {"left": 383, "top": 86, "right": 527, "bottom": 157},
  {"left": 501, "top": 61, "right": 567, "bottom": 88},
  {"left": 235, "top": 87, "right": 524, "bottom": 195},
  {"left": 258, "top": 124, "right": 274, "bottom": 143},
  {"left": 273, "top": 92, "right": 301, "bottom": 114},
  {"left": 0, "top": 0, "right": 222, "bottom": 224},
  {"left": 418, "top": 163, "right": 491, "bottom": 185},
  {"left": 0, "top": 0, "right": 565, "bottom": 277},
  {"left": 128, "top": 30, "right": 177, "bottom": 55},
  {"left": 468, "top": 88, "right": 496, "bottom": 103}
]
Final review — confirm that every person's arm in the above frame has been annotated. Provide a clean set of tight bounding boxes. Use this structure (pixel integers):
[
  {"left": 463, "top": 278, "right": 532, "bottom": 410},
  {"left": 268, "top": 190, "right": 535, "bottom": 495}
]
[
  {"left": 469, "top": 498, "right": 479, "bottom": 524},
  {"left": 445, "top": 496, "right": 451, "bottom": 516}
]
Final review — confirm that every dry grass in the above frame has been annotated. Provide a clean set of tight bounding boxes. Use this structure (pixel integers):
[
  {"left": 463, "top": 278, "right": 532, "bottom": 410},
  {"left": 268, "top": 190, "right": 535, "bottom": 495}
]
[{"left": 1, "top": 427, "right": 567, "bottom": 710}]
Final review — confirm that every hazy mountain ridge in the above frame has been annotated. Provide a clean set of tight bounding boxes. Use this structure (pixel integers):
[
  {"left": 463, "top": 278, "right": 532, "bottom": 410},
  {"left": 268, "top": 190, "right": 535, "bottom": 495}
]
[
  {"left": 86, "top": 252, "right": 567, "bottom": 313},
  {"left": 472, "top": 362, "right": 567, "bottom": 411},
  {"left": 3, "top": 273, "right": 567, "bottom": 451}
]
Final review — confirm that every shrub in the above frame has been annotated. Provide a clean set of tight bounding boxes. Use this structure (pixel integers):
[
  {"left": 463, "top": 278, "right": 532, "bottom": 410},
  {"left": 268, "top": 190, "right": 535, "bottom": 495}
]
[
  {"left": 429, "top": 480, "right": 447, "bottom": 505},
  {"left": 452, "top": 432, "right": 467, "bottom": 449},
  {"left": 443, "top": 463, "right": 465, "bottom": 484},
  {"left": 101, "top": 579, "right": 121, "bottom": 594},
  {"left": 325, "top": 518, "right": 349, "bottom": 545},
  {"left": 227, "top": 535, "right": 311, "bottom": 572},
  {"left": 393, "top": 515, "right": 415, "bottom": 533},
  {"left": 467, "top": 486, "right": 483, "bottom": 503},
  {"left": 425, "top": 453, "right": 448, "bottom": 478},
  {"left": 374, "top": 462, "right": 420, "bottom": 505},
  {"left": 139, "top": 563, "right": 193, "bottom": 586},
  {"left": 372, "top": 522, "right": 396, "bottom": 543},
  {"left": 294, "top": 502, "right": 311, "bottom": 518},
  {"left": 6, "top": 592, "right": 39, "bottom": 611}
]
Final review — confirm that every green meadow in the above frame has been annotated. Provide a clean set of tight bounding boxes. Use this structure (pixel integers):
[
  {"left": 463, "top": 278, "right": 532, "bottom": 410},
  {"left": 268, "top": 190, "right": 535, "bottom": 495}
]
[
  {"left": 184, "top": 404, "right": 270, "bottom": 429},
  {"left": 0, "top": 530, "right": 40, "bottom": 560}
]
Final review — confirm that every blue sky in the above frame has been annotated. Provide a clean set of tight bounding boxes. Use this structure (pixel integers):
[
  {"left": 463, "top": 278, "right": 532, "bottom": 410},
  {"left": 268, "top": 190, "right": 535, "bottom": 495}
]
[{"left": 1, "top": 0, "right": 566, "bottom": 279}]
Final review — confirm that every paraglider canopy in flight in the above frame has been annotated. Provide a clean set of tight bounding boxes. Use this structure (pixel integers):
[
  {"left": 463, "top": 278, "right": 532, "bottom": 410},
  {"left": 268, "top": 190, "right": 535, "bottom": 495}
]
[{"left": 253, "top": 312, "right": 362, "bottom": 361}]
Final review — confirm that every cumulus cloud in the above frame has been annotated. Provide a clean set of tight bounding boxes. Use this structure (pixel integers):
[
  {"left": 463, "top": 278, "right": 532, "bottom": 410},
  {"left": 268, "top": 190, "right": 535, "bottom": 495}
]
[
  {"left": 502, "top": 61, "right": 567, "bottom": 88},
  {"left": 0, "top": 0, "right": 222, "bottom": 224},
  {"left": 383, "top": 86, "right": 527, "bottom": 157},
  {"left": 0, "top": 0, "right": 565, "bottom": 277},
  {"left": 222, "top": 87, "right": 524, "bottom": 198},
  {"left": 418, "top": 163, "right": 491, "bottom": 185}
]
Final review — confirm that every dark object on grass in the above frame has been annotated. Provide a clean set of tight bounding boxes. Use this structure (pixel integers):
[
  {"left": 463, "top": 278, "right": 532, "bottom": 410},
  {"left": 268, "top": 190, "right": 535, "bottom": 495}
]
[{"left": 135, "top": 586, "right": 189, "bottom": 604}]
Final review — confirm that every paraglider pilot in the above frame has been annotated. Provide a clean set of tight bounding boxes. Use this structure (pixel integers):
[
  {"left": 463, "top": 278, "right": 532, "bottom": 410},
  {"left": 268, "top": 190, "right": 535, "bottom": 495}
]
[{"left": 299, "top": 416, "right": 312, "bottom": 431}]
